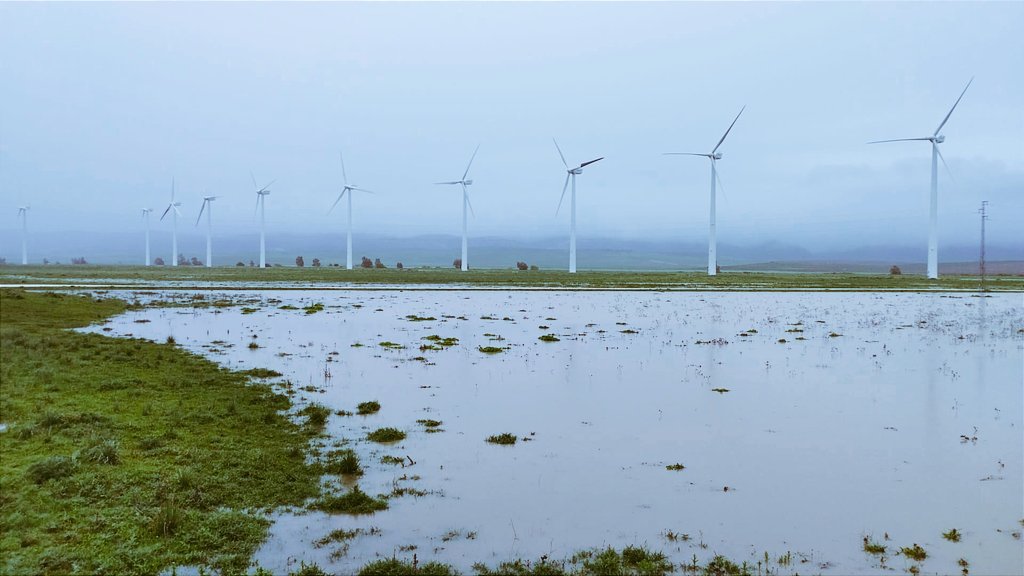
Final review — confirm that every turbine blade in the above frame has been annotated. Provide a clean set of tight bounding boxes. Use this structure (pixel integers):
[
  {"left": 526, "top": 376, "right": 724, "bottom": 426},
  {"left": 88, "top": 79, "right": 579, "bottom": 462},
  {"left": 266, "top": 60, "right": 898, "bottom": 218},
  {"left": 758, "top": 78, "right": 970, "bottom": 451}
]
[
  {"left": 463, "top": 184, "right": 476, "bottom": 217},
  {"left": 866, "top": 137, "right": 932, "bottom": 144},
  {"left": 435, "top": 181, "right": 461, "bottom": 185},
  {"left": 462, "top": 144, "right": 480, "bottom": 181},
  {"left": 712, "top": 158, "right": 727, "bottom": 201},
  {"left": 195, "top": 201, "right": 206, "bottom": 226},
  {"left": 171, "top": 177, "right": 175, "bottom": 200},
  {"left": 352, "top": 187, "right": 375, "bottom": 194},
  {"left": 328, "top": 190, "right": 346, "bottom": 214},
  {"left": 173, "top": 205, "right": 182, "bottom": 217},
  {"left": 712, "top": 105, "right": 745, "bottom": 154},
  {"left": 935, "top": 144, "right": 956, "bottom": 184},
  {"left": 160, "top": 205, "right": 171, "bottom": 220},
  {"left": 259, "top": 180, "right": 276, "bottom": 193},
  {"left": 663, "top": 152, "right": 708, "bottom": 157},
  {"left": 553, "top": 138, "right": 569, "bottom": 170},
  {"left": 251, "top": 172, "right": 259, "bottom": 190},
  {"left": 580, "top": 157, "right": 604, "bottom": 168},
  {"left": 339, "top": 152, "right": 349, "bottom": 186},
  {"left": 555, "top": 173, "right": 570, "bottom": 216},
  {"left": 255, "top": 195, "right": 261, "bottom": 217},
  {"left": 935, "top": 77, "right": 973, "bottom": 136}
]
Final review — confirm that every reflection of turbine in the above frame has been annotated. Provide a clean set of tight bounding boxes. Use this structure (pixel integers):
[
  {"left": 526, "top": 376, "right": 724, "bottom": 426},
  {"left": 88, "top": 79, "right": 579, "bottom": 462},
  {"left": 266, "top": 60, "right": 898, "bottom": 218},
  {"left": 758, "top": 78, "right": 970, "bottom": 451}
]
[
  {"left": 196, "top": 195, "right": 218, "bottom": 267},
  {"left": 553, "top": 139, "right": 603, "bottom": 273},
  {"left": 159, "top": 178, "right": 182, "bottom": 266},
  {"left": 664, "top": 106, "right": 744, "bottom": 276},
  {"left": 251, "top": 174, "right": 274, "bottom": 268},
  {"left": 329, "top": 152, "right": 375, "bottom": 270},
  {"left": 141, "top": 208, "right": 153, "bottom": 266},
  {"left": 17, "top": 206, "right": 29, "bottom": 265},
  {"left": 435, "top": 145, "right": 480, "bottom": 271},
  {"left": 869, "top": 78, "right": 973, "bottom": 279}
]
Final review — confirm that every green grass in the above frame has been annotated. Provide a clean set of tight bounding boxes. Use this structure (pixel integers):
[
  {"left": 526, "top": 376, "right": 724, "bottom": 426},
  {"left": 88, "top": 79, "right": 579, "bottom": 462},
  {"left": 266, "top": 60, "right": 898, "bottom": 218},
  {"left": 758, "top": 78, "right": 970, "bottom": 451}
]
[
  {"left": 4, "top": 265, "right": 1020, "bottom": 291},
  {"left": 538, "top": 334, "right": 561, "bottom": 342},
  {"left": 0, "top": 289, "right": 320, "bottom": 574},
  {"left": 323, "top": 449, "right": 363, "bottom": 476},
  {"left": 486, "top": 433, "right": 517, "bottom": 445},
  {"left": 862, "top": 537, "right": 886, "bottom": 555},
  {"left": 313, "top": 485, "right": 388, "bottom": 515},
  {"left": 942, "top": 528, "right": 962, "bottom": 542},
  {"left": 367, "top": 427, "right": 407, "bottom": 443},
  {"left": 357, "top": 401, "right": 382, "bottom": 415},
  {"left": 900, "top": 543, "right": 928, "bottom": 561},
  {"left": 358, "top": 558, "right": 458, "bottom": 575}
]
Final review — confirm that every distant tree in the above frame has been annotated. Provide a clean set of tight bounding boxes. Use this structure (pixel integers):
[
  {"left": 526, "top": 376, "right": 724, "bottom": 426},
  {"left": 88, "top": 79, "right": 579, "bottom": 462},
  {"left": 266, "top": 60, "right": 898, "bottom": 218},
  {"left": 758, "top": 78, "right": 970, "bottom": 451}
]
[
  {"left": 42, "top": 258, "right": 50, "bottom": 265},
  {"left": 396, "top": 262, "right": 403, "bottom": 270},
  {"left": 374, "top": 258, "right": 386, "bottom": 269},
  {"left": 190, "top": 257, "right": 202, "bottom": 266},
  {"left": 249, "top": 260, "right": 255, "bottom": 267},
  {"left": 295, "top": 256, "right": 305, "bottom": 267},
  {"left": 516, "top": 261, "right": 528, "bottom": 271},
  {"left": 0, "top": 257, "right": 7, "bottom": 265},
  {"left": 890, "top": 265, "right": 902, "bottom": 276},
  {"left": 361, "top": 256, "right": 373, "bottom": 269},
  {"left": 154, "top": 257, "right": 165, "bottom": 266},
  {"left": 312, "top": 258, "right": 321, "bottom": 268},
  {"left": 178, "top": 254, "right": 189, "bottom": 266},
  {"left": 71, "top": 257, "right": 88, "bottom": 265},
  {"left": 716, "top": 265, "right": 721, "bottom": 274},
  {"left": 453, "top": 258, "right": 462, "bottom": 269},
  {"left": 530, "top": 265, "right": 539, "bottom": 271},
  {"left": 266, "top": 263, "right": 273, "bottom": 268},
  {"left": 236, "top": 261, "right": 245, "bottom": 267}
]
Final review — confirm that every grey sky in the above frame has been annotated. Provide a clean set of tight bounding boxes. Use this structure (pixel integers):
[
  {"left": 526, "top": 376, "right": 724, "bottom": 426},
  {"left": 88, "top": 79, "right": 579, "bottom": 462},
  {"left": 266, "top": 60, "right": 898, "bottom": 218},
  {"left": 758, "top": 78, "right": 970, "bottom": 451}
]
[{"left": 1, "top": 1, "right": 1022, "bottom": 252}]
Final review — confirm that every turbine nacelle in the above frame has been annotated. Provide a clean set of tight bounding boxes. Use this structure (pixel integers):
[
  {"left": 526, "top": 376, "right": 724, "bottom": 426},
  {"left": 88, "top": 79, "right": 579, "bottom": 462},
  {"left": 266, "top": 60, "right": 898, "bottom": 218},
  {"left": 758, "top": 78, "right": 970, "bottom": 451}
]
[
  {"left": 713, "top": 152, "right": 723, "bottom": 160},
  {"left": 934, "top": 135, "right": 946, "bottom": 144},
  {"left": 569, "top": 168, "right": 583, "bottom": 175},
  {"left": 463, "top": 179, "right": 473, "bottom": 186}
]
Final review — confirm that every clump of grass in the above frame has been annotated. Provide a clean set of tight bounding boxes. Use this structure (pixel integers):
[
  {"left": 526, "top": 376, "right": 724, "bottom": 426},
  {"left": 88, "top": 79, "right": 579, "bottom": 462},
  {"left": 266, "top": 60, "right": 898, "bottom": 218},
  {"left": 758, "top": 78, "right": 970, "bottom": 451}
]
[
  {"left": 26, "top": 455, "right": 78, "bottom": 484},
  {"left": 829, "top": 332, "right": 842, "bottom": 337},
  {"left": 863, "top": 536, "right": 886, "bottom": 554},
  {"left": 289, "top": 561, "right": 330, "bottom": 576},
  {"left": 422, "top": 335, "right": 459, "bottom": 347},
  {"left": 703, "top": 555, "right": 752, "bottom": 576},
  {"left": 900, "top": 543, "right": 927, "bottom": 561},
  {"left": 357, "top": 401, "right": 381, "bottom": 415},
  {"left": 663, "top": 530, "right": 690, "bottom": 542},
  {"left": 314, "top": 485, "right": 388, "bottom": 515},
  {"left": 241, "top": 307, "right": 259, "bottom": 315},
  {"left": 405, "top": 314, "right": 437, "bottom": 322},
  {"left": 380, "top": 455, "right": 406, "bottom": 466},
  {"left": 777, "top": 338, "right": 787, "bottom": 343},
  {"left": 620, "top": 329, "right": 639, "bottom": 334},
  {"left": 303, "top": 303, "right": 325, "bottom": 315},
  {"left": 417, "top": 419, "right": 443, "bottom": 428},
  {"left": 711, "top": 388, "right": 729, "bottom": 393},
  {"left": 538, "top": 334, "right": 560, "bottom": 342},
  {"left": 486, "top": 433, "right": 517, "bottom": 445},
  {"left": 243, "top": 367, "right": 283, "bottom": 379},
  {"left": 278, "top": 305, "right": 299, "bottom": 310},
  {"left": 665, "top": 463, "right": 685, "bottom": 471},
  {"left": 324, "top": 449, "right": 363, "bottom": 476},
  {"left": 942, "top": 528, "right": 962, "bottom": 542},
  {"left": 79, "top": 438, "right": 120, "bottom": 465},
  {"left": 358, "top": 558, "right": 457, "bottom": 576},
  {"left": 151, "top": 500, "right": 185, "bottom": 537},
  {"left": 474, "top": 558, "right": 568, "bottom": 575},
  {"left": 367, "top": 427, "right": 406, "bottom": 443},
  {"left": 247, "top": 341, "right": 260, "bottom": 350},
  {"left": 299, "top": 403, "right": 331, "bottom": 430},
  {"left": 576, "top": 546, "right": 673, "bottom": 576},
  {"left": 478, "top": 346, "right": 506, "bottom": 354},
  {"left": 379, "top": 341, "right": 405, "bottom": 349},
  {"left": 314, "top": 528, "right": 363, "bottom": 548}
]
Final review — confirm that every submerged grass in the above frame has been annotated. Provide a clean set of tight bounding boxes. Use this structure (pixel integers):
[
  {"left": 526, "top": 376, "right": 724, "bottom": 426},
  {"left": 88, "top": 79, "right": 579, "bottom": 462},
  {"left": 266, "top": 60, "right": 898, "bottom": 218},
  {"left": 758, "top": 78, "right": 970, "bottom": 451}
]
[
  {"left": 0, "top": 289, "right": 320, "bottom": 575},
  {"left": 486, "top": 433, "right": 517, "bottom": 445},
  {"left": 367, "top": 427, "right": 407, "bottom": 443}
]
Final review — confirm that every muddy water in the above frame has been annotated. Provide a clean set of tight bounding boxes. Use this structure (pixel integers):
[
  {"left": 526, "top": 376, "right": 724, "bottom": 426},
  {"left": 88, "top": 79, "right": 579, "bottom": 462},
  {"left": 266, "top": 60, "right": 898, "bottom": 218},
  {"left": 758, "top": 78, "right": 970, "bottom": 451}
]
[{"left": 85, "top": 290, "right": 1023, "bottom": 574}]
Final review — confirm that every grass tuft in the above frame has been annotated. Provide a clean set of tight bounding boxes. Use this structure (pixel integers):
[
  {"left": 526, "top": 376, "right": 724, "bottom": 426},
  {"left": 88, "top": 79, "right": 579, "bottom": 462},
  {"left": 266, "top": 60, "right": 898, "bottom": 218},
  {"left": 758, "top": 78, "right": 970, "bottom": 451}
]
[
  {"left": 357, "top": 401, "right": 382, "bottom": 415},
  {"left": 486, "top": 433, "right": 517, "bottom": 445},
  {"left": 367, "top": 427, "right": 406, "bottom": 443}
]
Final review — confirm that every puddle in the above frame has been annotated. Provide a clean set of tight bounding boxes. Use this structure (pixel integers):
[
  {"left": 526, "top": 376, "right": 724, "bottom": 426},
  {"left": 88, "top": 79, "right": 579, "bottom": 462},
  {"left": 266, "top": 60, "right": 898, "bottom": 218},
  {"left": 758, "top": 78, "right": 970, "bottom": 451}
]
[{"left": 82, "top": 290, "right": 1024, "bottom": 574}]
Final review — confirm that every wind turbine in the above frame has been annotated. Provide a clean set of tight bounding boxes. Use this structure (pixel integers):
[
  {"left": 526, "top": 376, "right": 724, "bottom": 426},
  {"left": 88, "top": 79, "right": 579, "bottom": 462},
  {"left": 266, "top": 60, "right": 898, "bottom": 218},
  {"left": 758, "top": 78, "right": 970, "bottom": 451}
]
[
  {"left": 141, "top": 208, "right": 153, "bottom": 266},
  {"left": 17, "top": 206, "right": 29, "bottom": 265},
  {"left": 251, "top": 174, "right": 274, "bottom": 268},
  {"left": 434, "top": 145, "right": 480, "bottom": 272},
  {"left": 553, "top": 139, "right": 603, "bottom": 274},
  {"left": 664, "top": 106, "right": 745, "bottom": 276},
  {"left": 159, "top": 178, "right": 182, "bottom": 266},
  {"left": 329, "top": 152, "right": 375, "bottom": 270},
  {"left": 869, "top": 78, "right": 973, "bottom": 280},
  {"left": 196, "top": 195, "right": 218, "bottom": 268}
]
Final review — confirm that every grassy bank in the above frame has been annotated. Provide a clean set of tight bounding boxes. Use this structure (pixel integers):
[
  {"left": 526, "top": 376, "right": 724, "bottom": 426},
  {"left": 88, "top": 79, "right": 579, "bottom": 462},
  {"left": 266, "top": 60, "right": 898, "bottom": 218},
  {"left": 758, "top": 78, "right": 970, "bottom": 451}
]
[
  {"left": 1, "top": 264, "right": 1021, "bottom": 291},
  {"left": 0, "top": 290, "right": 320, "bottom": 574}
]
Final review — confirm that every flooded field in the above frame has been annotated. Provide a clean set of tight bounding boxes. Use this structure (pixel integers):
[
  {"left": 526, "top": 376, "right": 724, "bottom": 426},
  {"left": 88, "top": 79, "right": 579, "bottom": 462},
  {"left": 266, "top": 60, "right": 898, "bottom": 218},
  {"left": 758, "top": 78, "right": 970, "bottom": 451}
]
[{"left": 83, "top": 290, "right": 1023, "bottom": 574}]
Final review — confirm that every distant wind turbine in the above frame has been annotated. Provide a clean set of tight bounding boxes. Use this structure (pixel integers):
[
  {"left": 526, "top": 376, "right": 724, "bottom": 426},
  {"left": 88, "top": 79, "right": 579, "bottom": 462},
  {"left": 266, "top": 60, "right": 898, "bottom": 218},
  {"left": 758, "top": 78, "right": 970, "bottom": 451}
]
[
  {"left": 435, "top": 145, "right": 480, "bottom": 271},
  {"left": 329, "top": 152, "right": 375, "bottom": 270},
  {"left": 251, "top": 174, "right": 274, "bottom": 268},
  {"left": 664, "top": 106, "right": 745, "bottom": 276},
  {"left": 869, "top": 78, "right": 973, "bottom": 280},
  {"left": 141, "top": 208, "right": 153, "bottom": 266},
  {"left": 159, "top": 178, "right": 182, "bottom": 266},
  {"left": 553, "top": 139, "right": 603, "bottom": 274},
  {"left": 17, "top": 206, "right": 29, "bottom": 265},
  {"left": 196, "top": 195, "right": 218, "bottom": 268}
]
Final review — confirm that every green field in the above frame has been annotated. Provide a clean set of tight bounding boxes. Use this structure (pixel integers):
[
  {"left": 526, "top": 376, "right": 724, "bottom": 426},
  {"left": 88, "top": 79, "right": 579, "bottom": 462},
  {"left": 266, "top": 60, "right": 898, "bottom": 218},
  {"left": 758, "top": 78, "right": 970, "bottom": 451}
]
[{"left": 1, "top": 264, "right": 1020, "bottom": 291}]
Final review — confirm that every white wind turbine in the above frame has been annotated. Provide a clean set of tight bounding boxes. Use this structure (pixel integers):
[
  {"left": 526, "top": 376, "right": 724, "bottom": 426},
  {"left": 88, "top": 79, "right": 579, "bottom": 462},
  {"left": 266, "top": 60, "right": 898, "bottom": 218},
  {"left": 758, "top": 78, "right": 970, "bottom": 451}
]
[
  {"left": 329, "top": 152, "right": 375, "bottom": 270},
  {"left": 869, "top": 78, "right": 973, "bottom": 280},
  {"left": 664, "top": 106, "right": 744, "bottom": 276},
  {"left": 141, "top": 208, "right": 153, "bottom": 266},
  {"left": 553, "top": 139, "right": 603, "bottom": 274},
  {"left": 434, "top": 145, "right": 480, "bottom": 271},
  {"left": 159, "top": 178, "right": 182, "bottom": 266},
  {"left": 196, "top": 195, "right": 218, "bottom": 268},
  {"left": 251, "top": 174, "right": 274, "bottom": 268},
  {"left": 17, "top": 206, "right": 29, "bottom": 265}
]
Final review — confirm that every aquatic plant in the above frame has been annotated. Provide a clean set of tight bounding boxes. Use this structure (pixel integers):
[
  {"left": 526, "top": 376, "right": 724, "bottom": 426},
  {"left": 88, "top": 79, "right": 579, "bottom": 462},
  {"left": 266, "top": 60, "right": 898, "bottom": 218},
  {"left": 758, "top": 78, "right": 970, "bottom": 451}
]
[
  {"left": 422, "top": 335, "right": 459, "bottom": 346},
  {"left": 900, "top": 543, "right": 927, "bottom": 561},
  {"left": 538, "top": 334, "right": 560, "bottom": 342},
  {"left": 711, "top": 388, "right": 729, "bottom": 394},
  {"left": 862, "top": 537, "right": 886, "bottom": 554},
  {"left": 314, "top": 485, "right": 388, "bottom": 515},
  {"left": 303, "top": 303, "right": 325, "bottom": 315},
  {"left": 379, "top": 341, "right": 405, "bottom": 349},
  {"left": 478, "top": 346, "right": 506, "bottom": 354},
  {"left": 702, "top": 555, "right": 752, "bottom": 576},
  {"left": 417, "top": 419, "right": 443, "bottom": 428},
  {"left": 486, "top": 433, "right": 517, "bottom": 445},
  {"left": 243, "top": 368, "right": 283, "bottom": 379},
  {"left": 288, "top": 562, "right": 330, "bottom": 576},
  {"left": 324, "top": 449, "right": 363, "bottom": 476},
  {"left": 943, "top": 528, "right": 962, "bottom": 542},
  {"left": 367, "top": 427, "right": 406, "bottom": 443},
  {"left": 299, "top": 404, "right": 331, "bottom": 431},
  {"left": 406, "top": 314, "right": 437, "bottom": 322},
  {"left": 357, "top": 401, "right": 381, "bottom": 415},
  {"left": 665, "top": 463, "right": 686, "bottom": 471},
  {"left": 358, "top": 558, "right": 457, "bottom": 576}
]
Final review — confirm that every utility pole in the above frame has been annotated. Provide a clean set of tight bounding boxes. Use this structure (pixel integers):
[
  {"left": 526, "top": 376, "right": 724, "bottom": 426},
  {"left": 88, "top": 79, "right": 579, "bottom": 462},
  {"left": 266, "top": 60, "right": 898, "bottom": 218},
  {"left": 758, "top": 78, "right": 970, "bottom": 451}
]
[{"left": 978, "top": 201, "right": 988, "bottom": 291}]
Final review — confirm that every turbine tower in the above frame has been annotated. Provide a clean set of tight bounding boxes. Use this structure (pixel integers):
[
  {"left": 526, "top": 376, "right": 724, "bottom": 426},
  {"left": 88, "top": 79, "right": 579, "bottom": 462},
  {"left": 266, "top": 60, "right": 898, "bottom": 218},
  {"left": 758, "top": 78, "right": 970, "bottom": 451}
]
[
  {"left": 159, "top": 178, "right": 182, "bottom": 266},
  {"left": 435, "top": 145, "right": 480, "bottom": 271},
  {"left": 196, "top": 195, "right": 217, "bottom": 268},
  {"left": 251, "top": 174, "right": 273, "bottom": 268},
  {"left": 141, "top": 208, "right": 153, "bottom": 266},
  {"left": 17, "top": 206, "right": 29, "bottom": 265},
  {"left": 330, "top": 152, "right": 375, "bottom": 270},
  {"left": 869, "top": 78, "right": 973, "bottom": 280},
  {"left": 664, "top": 106, "right": 745, "bottom": 276},
  {"left": 553, "top": 139, "right": 603, "bottom": 274}
]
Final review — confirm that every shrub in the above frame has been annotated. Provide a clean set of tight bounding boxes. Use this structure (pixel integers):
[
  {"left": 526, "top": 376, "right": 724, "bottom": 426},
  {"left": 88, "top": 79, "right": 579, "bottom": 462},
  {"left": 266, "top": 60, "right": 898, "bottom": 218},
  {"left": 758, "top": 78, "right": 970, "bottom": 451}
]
[
  {"left": 71, "top": 257, "right": 88, "bottom": 265},
  {"left": 154, "top": 257, "right": 165, "bottom": 266},
  {"left": 517, "top": 261, "right": 529, "bottom": 270},
  {"left": 453, "top": 258, "right": 462, "bottom": 269},
  {"left": 236, "top": 261, "right": 245, "bottom": 267},
  {"left": 374, "top": 258, "right": 386, "bottom": 269},
  {"left": 190, "top": 257, "right": 202, "bottom": 266},
  {"left": 530, "top": 265, "right": 539, "bottom": 271},
  {"left": 396, "top": 262, "right": 403, "bottom": 269},
  {"left": 312, "top": 258, "right": 321, "bottom": 267},
  {"left": 361, "top": 256, "right": 373, "bottom": 268},
  {"left": 890, "top": 265, "right": 902, "bottom": 275},
  {"left": 295, "top": 256, "right": 305, "bottom": 267}
]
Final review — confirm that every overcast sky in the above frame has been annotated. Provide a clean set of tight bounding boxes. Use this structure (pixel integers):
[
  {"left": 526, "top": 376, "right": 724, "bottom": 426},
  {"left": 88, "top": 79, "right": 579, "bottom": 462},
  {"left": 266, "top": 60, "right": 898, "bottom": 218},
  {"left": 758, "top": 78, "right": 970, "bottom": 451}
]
[{"left": 1, "top": 1, "right": 1021, "bottom": 252}]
